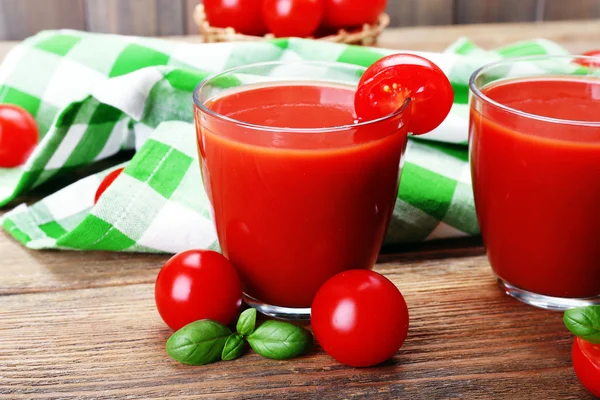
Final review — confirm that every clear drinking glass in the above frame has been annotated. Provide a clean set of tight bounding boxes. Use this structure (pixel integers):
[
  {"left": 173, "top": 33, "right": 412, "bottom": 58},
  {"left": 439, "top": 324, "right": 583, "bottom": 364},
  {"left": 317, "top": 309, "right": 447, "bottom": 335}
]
[
  {"left": 469, "top": 55, "right": 600, "bottom": 310},
  {"left": 193, "top": 61, "right": 411, "bottom": 319}
]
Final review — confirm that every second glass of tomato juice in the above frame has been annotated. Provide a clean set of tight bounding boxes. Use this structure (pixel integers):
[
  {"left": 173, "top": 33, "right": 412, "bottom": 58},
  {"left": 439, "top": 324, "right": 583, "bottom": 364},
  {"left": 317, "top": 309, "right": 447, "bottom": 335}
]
[
  {"left": 470, "top": 55, "right": 600, "bottom": 310},
  {"left": 193, "top": 62, "right": 411, "bottom": 319}
]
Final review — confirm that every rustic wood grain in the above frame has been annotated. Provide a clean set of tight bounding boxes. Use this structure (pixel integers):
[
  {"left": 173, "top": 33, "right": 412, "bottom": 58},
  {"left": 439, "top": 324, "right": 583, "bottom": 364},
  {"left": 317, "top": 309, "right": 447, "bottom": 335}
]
[
  {"left": 1, "top": 22, "right": 598, "bottom": 399},
  {"left": 455, "top": 0, "right": 541, "bottom": 23},
  {"left": 0, "top": 221, "right": 482, "bottom": 296},
  {"left": 0, "top": 231, "right": 168, "bottom": 295},
  {"left": 377, "top": 20, "right": 600, "bottom": 53},
  {"left": 0, "top": 253, "right": 592, "bottom": 399},
  {"left": 0, "top": 40, "right": 16, "bottom": 58},
  {"left": 0, "top": 0, "right": 85, "bottom": 41},
  {"left": 84, "top": 0, "right": 186, "bottom": 36},
  {"left": 184, "top": 0, "right": 200, "bottom": 35},
  {"left": 155, "top": 0, "right": 186, "bottom": 36},
  {"left": 1, "top": 20, "right": 597, "bottom": 62},
  {"left": 385, "top": 0, "right": 454, "bottom": 27},
  {"left": 543, "top": 0, "right": 600, "bottom": 20},
  {"left": 145, "top": 20, "right": 600, "bottom": 55}
]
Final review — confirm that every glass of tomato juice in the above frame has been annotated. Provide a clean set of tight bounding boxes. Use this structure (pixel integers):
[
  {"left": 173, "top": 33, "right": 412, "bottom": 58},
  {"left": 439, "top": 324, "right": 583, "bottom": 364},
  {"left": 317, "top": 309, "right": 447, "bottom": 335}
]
[
  {"left": 193, "top": 62, "right": 411, "bottom": 319},
  {"left": 469, "top": 55, "right": 600, "bottom": 310}
]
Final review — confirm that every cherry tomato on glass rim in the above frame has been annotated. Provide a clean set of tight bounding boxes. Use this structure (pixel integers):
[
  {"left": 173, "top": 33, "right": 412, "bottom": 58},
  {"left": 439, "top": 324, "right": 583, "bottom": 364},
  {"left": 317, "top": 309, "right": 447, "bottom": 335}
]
[
  {"left": 0, "top": 104, "right": 39, "bottom": 168},
  {"left": 322, "top": 0, "right": 387, "bottom": 29},
  {"left": 155, "top": 250, "right": 242, "bottom": 331},
  {"left": 94, "top": 167, "right": 124, "bottom": 204},
  {"left": 311, "top": 270, "right": 409, "bottom": 367},
  {"left": 574, "top": 49, "right": 600, "bottom": 68},
  {"left": 572, "top": 337, "right": 600, "bottom": 397},
  {"left": 354, "top": 53, "right": 454, "bottom": 135},
  {"left": 262, "top": 0, "right": 324, "bottom": 38},
  {"left": 203, "top": 0, "right": 267, "bottom": 36}
]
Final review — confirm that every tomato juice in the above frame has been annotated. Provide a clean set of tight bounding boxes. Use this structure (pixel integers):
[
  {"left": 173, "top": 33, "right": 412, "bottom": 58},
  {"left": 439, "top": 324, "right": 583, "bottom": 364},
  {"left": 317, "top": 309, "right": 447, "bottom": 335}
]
[
  {"left": 196, "top": 82, "right": 409, "bottom": 308},
  {"left": 470, "top": 76, "right": 600, "bottom": 299}
]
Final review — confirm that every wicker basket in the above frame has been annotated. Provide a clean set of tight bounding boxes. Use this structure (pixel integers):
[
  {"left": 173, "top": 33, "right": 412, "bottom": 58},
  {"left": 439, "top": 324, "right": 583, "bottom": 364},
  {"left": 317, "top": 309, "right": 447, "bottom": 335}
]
[{"left": 193, "top": 4, "right": 390, "bottom": 46}]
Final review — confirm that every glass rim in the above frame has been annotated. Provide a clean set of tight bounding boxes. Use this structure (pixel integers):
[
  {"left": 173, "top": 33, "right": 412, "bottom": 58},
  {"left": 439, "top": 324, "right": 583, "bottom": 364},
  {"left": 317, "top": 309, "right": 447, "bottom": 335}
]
[
  {"left": 469, "top": 54, "right": 600, "bottom": 127},
  {"left": 192, "top": 60, "right": 411, "bottom": 134}
]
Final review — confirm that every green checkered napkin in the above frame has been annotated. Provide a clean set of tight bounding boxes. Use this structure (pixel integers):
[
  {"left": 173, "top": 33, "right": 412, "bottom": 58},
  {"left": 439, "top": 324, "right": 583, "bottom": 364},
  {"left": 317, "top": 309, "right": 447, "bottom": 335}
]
[{"left": 0, "top": 31, "right": 569, "bottom": 252}]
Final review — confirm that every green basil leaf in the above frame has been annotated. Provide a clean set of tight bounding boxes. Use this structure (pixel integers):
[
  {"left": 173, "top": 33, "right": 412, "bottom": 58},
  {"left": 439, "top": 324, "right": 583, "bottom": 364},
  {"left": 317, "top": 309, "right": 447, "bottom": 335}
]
[
  {"left": 222, "top": 333, "right": 246, "bottom": 361},
  {"left": 247, "top": 320, "right": 313, "bottom": 360},
  {"left": 166, "top": 320, "right": 232, "bottom": 365},
  {"left": 236, "top": 308, "right": 257, "bottom": 336},
  {"left": 564, "top": 305, "right": 600, "bottom": 344}
]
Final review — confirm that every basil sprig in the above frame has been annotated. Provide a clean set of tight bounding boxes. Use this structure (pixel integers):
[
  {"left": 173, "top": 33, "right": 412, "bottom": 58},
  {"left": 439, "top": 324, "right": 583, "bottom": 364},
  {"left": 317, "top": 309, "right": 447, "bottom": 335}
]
[
  {"left": 247, "top": 320, "right": 313, "bottom": 360},
  {"left": 237, "top": 308, "right": 257, "bottom": 336},
  {"left": 564, "top": 305, "right": 600, "bottom": 344},
  {"left": 165, "top": 308, "right": 313, "bottom": 366},
  {"left": 166, "top": 320, "right": 232, "bottom": 365},
  {"left": 222, "top": 333, "right": 246, "bottom": 361}
]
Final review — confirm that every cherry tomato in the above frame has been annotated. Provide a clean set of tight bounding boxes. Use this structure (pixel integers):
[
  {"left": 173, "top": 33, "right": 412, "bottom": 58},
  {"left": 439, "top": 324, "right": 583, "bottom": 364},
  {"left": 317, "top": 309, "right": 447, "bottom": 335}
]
[
  {"left": 574, "top": 50, "right": 600, "bottom": 68},
  {"left": 572, "top": 337, "right": 600, "bottom": 397},
  {"left": 155, "top": 250, "right": 242, "bottom": 331},
  {"left": 94, "top": 167, "right": 124, "bottom": 204},
  {"left": 0, "top": 104, "right": 39, "bottom": 168},
  {"left": 322, "top": 0, "right": 387, "bottom": 29},
  {"left": 262, "top": 0, "right": 323, "bottom": 38},
  {"left": 311, "top": 269, "right": 409, "bottom": 367},
  {"left": 354, "top": 53, "right": 454, "bottom": 135},
  {"left": 203, "top": 0, "right": 267, "bottom": 36}
]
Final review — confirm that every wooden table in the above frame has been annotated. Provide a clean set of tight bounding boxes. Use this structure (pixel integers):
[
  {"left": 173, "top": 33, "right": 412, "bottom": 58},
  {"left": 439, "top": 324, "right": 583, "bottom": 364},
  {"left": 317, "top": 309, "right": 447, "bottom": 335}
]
[{"left": 1, "top": 21, "right": 598, "bottom": 399}]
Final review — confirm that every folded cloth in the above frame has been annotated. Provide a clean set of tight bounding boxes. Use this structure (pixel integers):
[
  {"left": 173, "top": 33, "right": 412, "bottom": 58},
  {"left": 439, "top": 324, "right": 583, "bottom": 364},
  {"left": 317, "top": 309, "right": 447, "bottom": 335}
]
[{"left": 0, "top": 31, "right": 569, "bottom": 252}]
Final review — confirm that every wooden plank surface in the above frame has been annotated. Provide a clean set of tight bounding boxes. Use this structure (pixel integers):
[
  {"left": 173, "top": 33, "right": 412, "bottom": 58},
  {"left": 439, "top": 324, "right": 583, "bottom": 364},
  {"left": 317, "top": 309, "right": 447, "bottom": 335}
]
[
  {"left": 2, "top": 0, "right": 600, "bottom": 40},
  {"left": 0, "top": 21, "right": 597, "bottom": 399},
  {"left": 385, "top": 0, "right": 454, "bottom": 27},
  {"left": 0, "top": 40, "right": 16, "bottom": 58},
  {"left": 84, "top": 0, "right": 185, "bottom": 36},
  {"left": 184, "top": 0, "right": 200, "bottom": 35},
  {"left": 0, "top": 245, "right": 591, "bottom": 399},
  {"left": 543, "top": 0, "right": 600, "bottom": 20},
  {"left": 166, "top": 20, "right": 600, "bottom": 54},
  {"left": 377, "top": 19, "right": 600, "bottom": 54},
  {"left": 0, "top": 0, "right": 85, "bottom": 40},
  {"left": 455, "top": 0, "right": 541, "bottom": 24},
  {"left": 2, "top": 19, "right": 598, "bottom": 57}
]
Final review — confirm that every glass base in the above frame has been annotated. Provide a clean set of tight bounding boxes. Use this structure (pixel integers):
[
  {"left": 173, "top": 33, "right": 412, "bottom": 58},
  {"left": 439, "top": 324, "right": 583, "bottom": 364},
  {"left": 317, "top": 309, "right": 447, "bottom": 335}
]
[
  {"left": 243, "top": 293, "right": 311, "bottom": 321},
  {"left": 498, "top": 278, "right": 600, "bottom": 311}
]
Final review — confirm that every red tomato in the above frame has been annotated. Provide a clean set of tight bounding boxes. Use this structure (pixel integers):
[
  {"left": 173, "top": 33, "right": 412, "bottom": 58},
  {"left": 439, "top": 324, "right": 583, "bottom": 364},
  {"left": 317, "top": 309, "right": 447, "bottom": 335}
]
[
  {"left": 262, "top": 0, "right": 323, "bottom": 38},
  {"left": 574, "top": 50, "right": 600, "bottom": 68},
  {"left": 572, "top": 337, "right": 600, "bottom": 397},
  {"left": 203, "top": 0, "right": 267, "bottom": 36},
  {"left": 94, "top": 167, "right": 124, "bottom": 204},
  {"left": 0, "top": 104, "right": 39, "bottom": 168},
  {"left": 311, "top": 270, "right": 409, "bottom": 367},
  {"left": 155, "top": 250, "right": 242, "bottom": 331},
  {"left": 322, "top": 0, "right": 387, "bottom": 29},
  {"left": 354, "top": 53, "right": 454, "bottom": 135}
]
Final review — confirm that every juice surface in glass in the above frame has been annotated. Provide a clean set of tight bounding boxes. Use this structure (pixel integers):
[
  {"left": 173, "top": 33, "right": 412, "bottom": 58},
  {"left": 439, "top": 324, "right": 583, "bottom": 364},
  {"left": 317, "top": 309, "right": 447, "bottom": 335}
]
[
  {"left": 196, "top": 81, "right": 409, "bottom": 308},
  {"left": 470, "top": 76, "right": 600, "bottom": 299}
]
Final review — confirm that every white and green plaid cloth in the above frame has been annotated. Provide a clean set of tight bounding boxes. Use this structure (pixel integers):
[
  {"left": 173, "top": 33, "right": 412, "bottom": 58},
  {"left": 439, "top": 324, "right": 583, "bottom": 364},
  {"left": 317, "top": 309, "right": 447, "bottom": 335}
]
[{"left": 0, "top": 30, "right": 569, "bottom": 252}]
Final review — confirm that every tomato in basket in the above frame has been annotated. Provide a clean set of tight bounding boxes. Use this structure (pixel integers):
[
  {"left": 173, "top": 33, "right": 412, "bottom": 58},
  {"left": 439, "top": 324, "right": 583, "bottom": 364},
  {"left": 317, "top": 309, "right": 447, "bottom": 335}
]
[
  {"left": 203, "top": 0, "right": 267, "bottom": 36},
  {"left": 322, "top": 0, "right": 387, "bottom": 30},
  {"left": 262, "top": 0, "right": 324, "bottom": 38}
]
